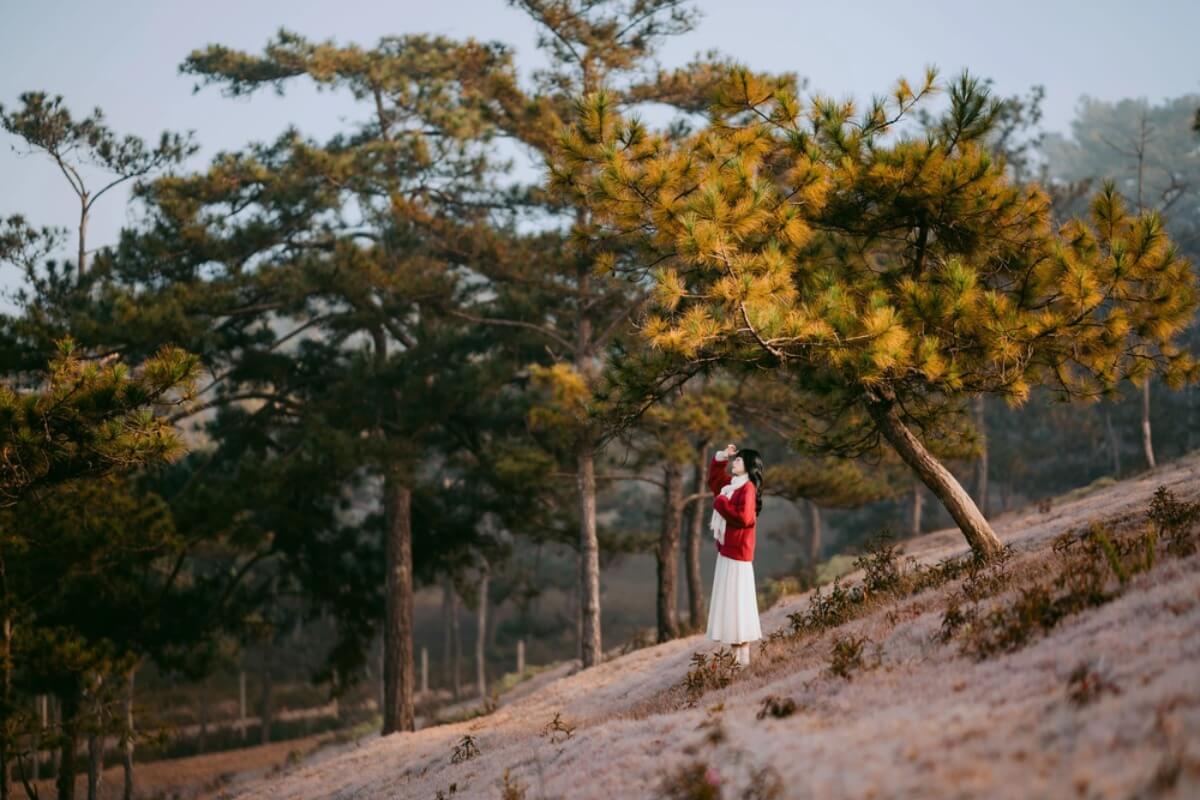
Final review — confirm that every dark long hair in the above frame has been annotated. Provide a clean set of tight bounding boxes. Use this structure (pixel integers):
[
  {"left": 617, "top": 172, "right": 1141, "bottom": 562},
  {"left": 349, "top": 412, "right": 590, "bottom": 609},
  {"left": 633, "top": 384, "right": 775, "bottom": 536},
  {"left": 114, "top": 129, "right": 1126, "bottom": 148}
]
[{"left": 735, "top": 448, "right": 765, "bottom": 514}]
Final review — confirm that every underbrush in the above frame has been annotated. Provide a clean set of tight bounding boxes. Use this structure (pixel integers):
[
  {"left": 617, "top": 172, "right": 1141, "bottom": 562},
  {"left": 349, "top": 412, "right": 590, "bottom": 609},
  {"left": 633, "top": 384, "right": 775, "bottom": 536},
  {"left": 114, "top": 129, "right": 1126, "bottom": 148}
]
[
  {"left": 677, "top": 484, "right": 1199, "bottom": 706},
  {"left": 945, "top": 486, "right": 1199, "bottom": 659}
]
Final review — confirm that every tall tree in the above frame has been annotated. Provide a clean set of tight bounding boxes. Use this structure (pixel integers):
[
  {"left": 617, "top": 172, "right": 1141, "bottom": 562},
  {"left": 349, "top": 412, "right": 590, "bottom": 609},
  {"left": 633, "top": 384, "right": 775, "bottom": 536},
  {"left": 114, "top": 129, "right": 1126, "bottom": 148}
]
[
  {"left": 130, "top": 29, "right": 509, "bottom": 733},
  {"left": 0, "top": 341, "right": 196, "bottom": 800},
  {"left": 564, "top": 69, "right": 1200, "bottom": 560},
  {"left": 1043, "top": 94, "right": 1200, "bottom": 468},
  {"left": 454, "top": 0, "right": 785, "bottom": 666},
  {"left": 0, "top": 92, "right": 195, "bottom": 281}
]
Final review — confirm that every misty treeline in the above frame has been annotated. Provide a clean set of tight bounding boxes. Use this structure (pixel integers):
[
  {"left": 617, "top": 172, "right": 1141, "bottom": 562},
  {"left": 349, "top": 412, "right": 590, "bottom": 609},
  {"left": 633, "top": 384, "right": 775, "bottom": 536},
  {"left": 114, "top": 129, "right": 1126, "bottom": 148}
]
[{"left": 1, "top": 2, "right": 1198, "bottom": 799}]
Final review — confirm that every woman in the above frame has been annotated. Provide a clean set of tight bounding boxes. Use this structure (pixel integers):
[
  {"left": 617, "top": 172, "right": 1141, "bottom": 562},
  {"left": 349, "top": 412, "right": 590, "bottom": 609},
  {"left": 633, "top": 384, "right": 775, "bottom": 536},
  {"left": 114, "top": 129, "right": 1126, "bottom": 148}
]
[{"left": 705, "top": 442, "right": 764, "bottom": 666}]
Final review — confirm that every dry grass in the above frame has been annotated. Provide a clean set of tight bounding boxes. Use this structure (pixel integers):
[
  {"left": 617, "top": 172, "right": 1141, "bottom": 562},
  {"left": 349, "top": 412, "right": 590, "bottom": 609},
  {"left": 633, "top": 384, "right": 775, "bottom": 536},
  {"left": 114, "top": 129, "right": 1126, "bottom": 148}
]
[{"left": 222, "top": 452, "right": 1200, "bottom": 800}]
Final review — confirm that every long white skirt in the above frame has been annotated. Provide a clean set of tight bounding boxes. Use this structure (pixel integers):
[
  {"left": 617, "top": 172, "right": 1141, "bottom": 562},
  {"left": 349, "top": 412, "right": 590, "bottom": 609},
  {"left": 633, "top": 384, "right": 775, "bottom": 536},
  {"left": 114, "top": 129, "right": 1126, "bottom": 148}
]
[{"left": 706, "top": 553, "right": 762, "bottom": 644}]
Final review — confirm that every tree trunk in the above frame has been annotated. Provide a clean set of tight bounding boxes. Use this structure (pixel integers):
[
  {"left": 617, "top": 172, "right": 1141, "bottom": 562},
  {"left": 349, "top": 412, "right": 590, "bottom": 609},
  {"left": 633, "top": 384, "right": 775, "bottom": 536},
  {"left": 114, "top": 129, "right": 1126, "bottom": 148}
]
[
  {"left": 258, "top": 643, "right": 272, "bottom": 745},
  {"left": 238, "top": 669, "right": 247, "bottom": 742},
  {"left": 1142, "top": 380, "right": 1156, "bottom": 469},
  {"left": 656, "top": 464, "right": 684, "bottom": 643},
  {"left": 867, "top": 393, "right": 1002, "bottom": 559},
  {"left": 56, "top": 688, "right": 81, "bottom": 800},
  {"left": 475, "top": 562, "right": 489, "bottom": 700},
  {"left": 576, "top": 445, "right": 602, "bottom": 666},
  {"left": 1, "top": 613, "right": 10, "bottom": 800},
  {"left": 450, "top": 588, "right": 462, "bottom": 701},
  {"left": 910, "top": 482, "right": 924, "bottom": 537},
  {"left": 441, "top": 578, "right": 452, "bottom": 692},
  {"left": 381, "top": 469, "right": 415, "bottom": 734},
  {"left": 685, "top": 443, "right": 707, "bottom": 630},
  {"left": 198, "top": 679, "right": 208, "bottom": 753},
  {"left": 973, "top": 395, "right": 989, "bottom": 517},
  {"left": 1104, "top": 407, "right": 1122, "bottom": 477},
  {"left": 806, "top": 501, "right": 822, "bottom": 564},
  {"left": 51, "top": 695, "right": 61, "bottom": 775},
  {"left": 77, "top": 202, "right": 89, "bottom": 278},
  {"left": 121, "top": 665, "right": 136, "bottom": 800},
  {"left": 86, "top": 672, "right": 103, "bottom": 800}
]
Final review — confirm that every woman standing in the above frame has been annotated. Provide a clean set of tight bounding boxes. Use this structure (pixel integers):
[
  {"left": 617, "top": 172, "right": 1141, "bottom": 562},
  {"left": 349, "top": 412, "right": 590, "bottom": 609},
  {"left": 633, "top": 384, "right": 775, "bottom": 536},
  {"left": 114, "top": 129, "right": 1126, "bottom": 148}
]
[{"left": 706, "top": 443, "right": 764, "bottom": 666}]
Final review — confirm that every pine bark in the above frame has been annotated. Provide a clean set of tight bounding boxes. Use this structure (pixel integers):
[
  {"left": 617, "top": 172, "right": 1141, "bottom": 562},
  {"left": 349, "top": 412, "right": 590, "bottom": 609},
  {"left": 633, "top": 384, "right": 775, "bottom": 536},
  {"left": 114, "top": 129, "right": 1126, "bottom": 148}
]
[
  {"left": 475, "top": 563, "right": 489, "bottom": 700},
  {"left": 1142, "top": 381, "right": 1156, "bottom": 469},
  {"left": 258, "top": 644, "right": 272, "bottom": 745},
  {"left": 576, "top": 445, "right": 602, "bottom": 666},
  {"left": 910, "top": 482, "right": 924, "bottom": 537},
  {"left": 685, "top": 444, "right": 707, "bottom": 630},
  {"left": 382, "top": 470, "right": 415, "bottom": 733},
  {"left": 806, "top": 501, "right": 822, "bottom": 564},
  {"left": 121, "top": 666, "right": 136, "bottom": 800},
  {"left": 86, "top": 673, "right": 102, "bottom": 800},
  {"left": 56, "top": 687, "right": 81, "bottom": 800},
  {"left": 656, "top": 463, "right": 683, "bottom": 642}
]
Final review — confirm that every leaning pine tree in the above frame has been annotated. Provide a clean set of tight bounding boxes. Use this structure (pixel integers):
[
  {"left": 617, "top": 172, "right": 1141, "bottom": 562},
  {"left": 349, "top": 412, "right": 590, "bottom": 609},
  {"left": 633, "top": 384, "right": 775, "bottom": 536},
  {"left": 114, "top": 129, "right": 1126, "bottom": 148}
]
[{"left": 556, "top": 69, "right": 1200, "bottom": 560}]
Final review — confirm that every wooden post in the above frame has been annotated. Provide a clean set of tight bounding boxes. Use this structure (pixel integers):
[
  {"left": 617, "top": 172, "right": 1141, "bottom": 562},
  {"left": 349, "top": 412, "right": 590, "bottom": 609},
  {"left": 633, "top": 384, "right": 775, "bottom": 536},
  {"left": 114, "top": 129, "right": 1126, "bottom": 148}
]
[
  {"left": 516, "top": 640, "right": 525, "bottom": 676},
  {"left": 420, "top": 647, "right": 428, "bottom": 695}
]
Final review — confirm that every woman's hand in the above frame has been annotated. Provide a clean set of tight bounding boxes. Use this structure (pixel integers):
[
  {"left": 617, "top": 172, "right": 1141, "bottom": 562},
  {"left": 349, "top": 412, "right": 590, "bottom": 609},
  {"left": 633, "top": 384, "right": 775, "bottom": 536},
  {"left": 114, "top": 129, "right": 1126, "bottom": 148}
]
[{"left": 724, "top": 443, "right": 739, "bottom": 459}]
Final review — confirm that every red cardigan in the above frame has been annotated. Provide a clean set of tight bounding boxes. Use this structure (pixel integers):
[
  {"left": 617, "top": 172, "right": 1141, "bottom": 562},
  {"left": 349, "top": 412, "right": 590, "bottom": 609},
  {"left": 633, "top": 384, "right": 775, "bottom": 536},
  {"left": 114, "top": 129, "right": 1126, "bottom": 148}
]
[{"left": 708, "top": 453, "right": 757, "bottom": 562}]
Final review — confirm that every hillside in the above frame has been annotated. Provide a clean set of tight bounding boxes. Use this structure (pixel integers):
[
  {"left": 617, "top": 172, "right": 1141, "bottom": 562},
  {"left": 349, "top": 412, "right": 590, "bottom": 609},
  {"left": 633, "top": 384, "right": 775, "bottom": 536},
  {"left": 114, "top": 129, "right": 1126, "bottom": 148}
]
[{"left": 223, "top": 453, "right": 1200, "bottom": 799}]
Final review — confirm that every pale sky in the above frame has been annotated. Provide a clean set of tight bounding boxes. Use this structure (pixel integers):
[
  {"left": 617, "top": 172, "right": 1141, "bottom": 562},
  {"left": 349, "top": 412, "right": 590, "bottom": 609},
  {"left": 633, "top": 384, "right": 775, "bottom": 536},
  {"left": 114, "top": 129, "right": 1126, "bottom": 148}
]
[{"left": 2, "top": 0, "right": 1198, "bottom": 296}]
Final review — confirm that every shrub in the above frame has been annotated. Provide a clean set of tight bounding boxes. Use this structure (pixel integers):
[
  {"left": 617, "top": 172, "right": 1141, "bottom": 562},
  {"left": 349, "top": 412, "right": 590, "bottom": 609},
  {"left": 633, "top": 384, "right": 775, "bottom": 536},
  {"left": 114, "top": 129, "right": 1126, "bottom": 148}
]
[
  {"left": 827, "top": 634, "right": 873, "bottom": 679},
  {"left": 854, "top": 532, "right": 904, "bottom": 596},
  {"left": 500, "top": 769, "right": 528, "bottom": 800},
  {"left": 450, "top": 734, "right": 480, "bottom": 764},
  {"left": 659, "top": 761, "right": 723, "bottom": 800},
  {"left": 1066, "top": 660, "right": 1121, "bottom": 706},
  {"left": 543, "top": 711, "right": 576, "bottom": 743},
  {"left": 755, "top": 695, "right": 798, "bottom": 720},
  {"left": 1147, "top": 485, "right": 1200, "bottom": 557},
  {"left": 683, "top": 650, "right": 740, "bottom": 703}
]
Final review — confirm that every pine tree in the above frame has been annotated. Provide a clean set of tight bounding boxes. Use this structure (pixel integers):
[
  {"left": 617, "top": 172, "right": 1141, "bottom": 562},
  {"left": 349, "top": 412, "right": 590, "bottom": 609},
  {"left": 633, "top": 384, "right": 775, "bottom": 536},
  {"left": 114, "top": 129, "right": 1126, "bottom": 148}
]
[
  {"left": 453, "top": 0, "right": 787, "bottom": 666},
  {"left": 562, "top": 68, "right": 1200, "bottom": 560},
  {"left": 141, "top": 29, "right": 512, "bottom": 733},
  {"left": 1042, "top": 94, "right": 1200, "bottom": 468}
]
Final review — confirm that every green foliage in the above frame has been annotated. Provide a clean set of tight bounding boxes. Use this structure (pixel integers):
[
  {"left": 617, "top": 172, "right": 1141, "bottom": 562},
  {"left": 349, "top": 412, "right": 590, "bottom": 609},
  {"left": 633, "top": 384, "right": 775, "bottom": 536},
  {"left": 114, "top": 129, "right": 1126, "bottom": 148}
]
[
  {"left": 826, "top": 634, "right": 873, "bottom": 679},
  {"left": 682, "top": 649, "right": 740, "bottom": 703},
  {"left": 0, "top": 338, "right": 197, "bottom": 506}
]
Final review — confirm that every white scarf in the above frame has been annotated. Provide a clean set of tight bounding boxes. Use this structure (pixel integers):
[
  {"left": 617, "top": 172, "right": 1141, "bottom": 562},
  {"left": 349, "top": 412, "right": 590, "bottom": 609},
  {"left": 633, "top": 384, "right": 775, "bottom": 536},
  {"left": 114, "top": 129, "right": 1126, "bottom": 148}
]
[{"left": 711, "top": 473, "right": 749, "bottom": 545}]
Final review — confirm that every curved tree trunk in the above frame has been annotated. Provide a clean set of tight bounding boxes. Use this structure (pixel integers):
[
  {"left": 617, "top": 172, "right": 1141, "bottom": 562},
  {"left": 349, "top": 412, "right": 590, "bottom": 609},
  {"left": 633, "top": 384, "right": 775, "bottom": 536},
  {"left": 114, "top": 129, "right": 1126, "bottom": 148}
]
[
  {"left": 577, "top": 445, "right": 602, "bottom": 666},
  {"left": 867, "top": 393, "right": 1002, "bottom": 559},
  {"left": 685, "top": 443, "right": 708, "bottom": 630},
  {"left": 656, "top": 464, "right": 683, "bottom": 642}
]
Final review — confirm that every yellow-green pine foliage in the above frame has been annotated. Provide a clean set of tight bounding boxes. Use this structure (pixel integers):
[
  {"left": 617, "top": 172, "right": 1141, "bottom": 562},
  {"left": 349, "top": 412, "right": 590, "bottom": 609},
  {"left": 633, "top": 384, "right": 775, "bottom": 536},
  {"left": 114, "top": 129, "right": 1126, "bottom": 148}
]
[{"left": 558, "top": 68, "right": 1200, "bottom": 447}]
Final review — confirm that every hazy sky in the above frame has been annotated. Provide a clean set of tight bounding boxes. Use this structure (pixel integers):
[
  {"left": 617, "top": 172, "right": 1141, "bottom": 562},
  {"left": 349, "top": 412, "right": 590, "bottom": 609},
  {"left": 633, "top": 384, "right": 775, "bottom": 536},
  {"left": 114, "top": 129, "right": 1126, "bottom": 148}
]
[{"left": 2, "top": 0, "right": 1198, "bottom": 294}]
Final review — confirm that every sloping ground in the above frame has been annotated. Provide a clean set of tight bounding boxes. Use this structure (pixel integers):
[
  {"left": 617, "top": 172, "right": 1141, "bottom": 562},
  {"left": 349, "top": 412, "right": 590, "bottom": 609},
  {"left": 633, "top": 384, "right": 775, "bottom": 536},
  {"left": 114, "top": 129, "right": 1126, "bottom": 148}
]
[{"left": 227, "top": 453, "right": 1200, "bottom": 800}]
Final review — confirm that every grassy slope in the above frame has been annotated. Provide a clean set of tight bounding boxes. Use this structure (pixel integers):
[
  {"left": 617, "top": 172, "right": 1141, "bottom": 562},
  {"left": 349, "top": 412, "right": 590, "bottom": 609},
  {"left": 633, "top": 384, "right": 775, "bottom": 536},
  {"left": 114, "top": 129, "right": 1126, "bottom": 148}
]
[{"left": 219, "top": 451, "right": 1200, "bottom": 799}]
